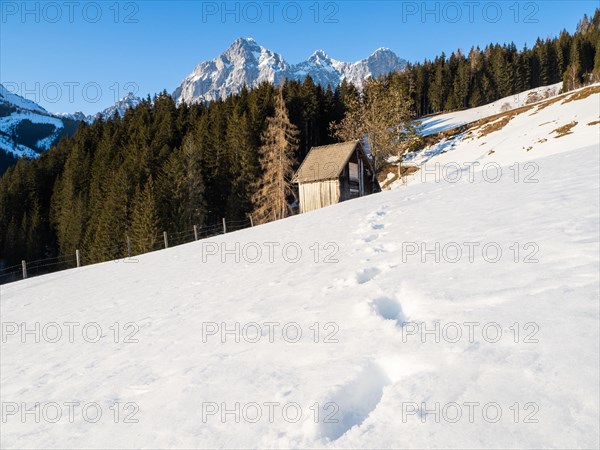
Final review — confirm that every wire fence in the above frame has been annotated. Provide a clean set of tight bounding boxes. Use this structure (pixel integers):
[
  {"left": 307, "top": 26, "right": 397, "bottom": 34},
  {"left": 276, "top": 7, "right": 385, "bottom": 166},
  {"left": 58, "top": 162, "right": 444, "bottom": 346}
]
[{"left": 0, "top": 217, "right": 253, "bottom": 285}]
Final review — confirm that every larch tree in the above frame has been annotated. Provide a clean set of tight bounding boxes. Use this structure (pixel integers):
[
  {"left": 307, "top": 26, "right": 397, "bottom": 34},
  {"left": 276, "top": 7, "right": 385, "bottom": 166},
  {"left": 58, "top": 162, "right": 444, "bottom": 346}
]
[{"left": 251, "top": 88, "right": 299, "bottom": 224}]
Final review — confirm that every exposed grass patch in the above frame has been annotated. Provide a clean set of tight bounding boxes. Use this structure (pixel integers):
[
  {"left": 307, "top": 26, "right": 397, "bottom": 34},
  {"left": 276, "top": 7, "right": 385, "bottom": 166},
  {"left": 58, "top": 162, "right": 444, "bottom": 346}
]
[
  {"left": 473, "top": 104, "right": 535, "bottom": 138},
  {"left": 421, "top": 124, "right": 468, "bottom": 148},
  {"left": 530, "top": 93, "right": 569, "bottom": 114},
  {"left": 562, "top": 85, "right": 600, "bottom": 104},
  {"left": 587, "top": 120, "right": 600, "bottom": 126},
  {"left": 478, "top": 116, "right": 512, "bottom": 137},
  {"left": 551, "top": 121, "right": 578, "bottom": 138},
  {"left": 378, "top": 164, "right": 419, "bottom": 188}
]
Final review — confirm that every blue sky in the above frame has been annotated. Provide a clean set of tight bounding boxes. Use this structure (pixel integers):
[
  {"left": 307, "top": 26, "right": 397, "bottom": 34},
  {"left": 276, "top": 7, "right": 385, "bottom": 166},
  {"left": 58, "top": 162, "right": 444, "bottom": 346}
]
[{"left": 1, "top": 1, "right": 598, "bottom": 114}]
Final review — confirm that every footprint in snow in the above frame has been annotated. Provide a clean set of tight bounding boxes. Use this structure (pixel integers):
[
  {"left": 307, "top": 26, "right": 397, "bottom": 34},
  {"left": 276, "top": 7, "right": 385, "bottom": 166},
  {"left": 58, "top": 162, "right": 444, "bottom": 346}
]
[
  {"left": 369, "top": 296, "right": 406, "bottom": 326},
  {"left": 317, "top": 361, "right": 390, "bottom": 442},
  {"left": 355, "top": 267, "right": 381, "bottom": 284}
]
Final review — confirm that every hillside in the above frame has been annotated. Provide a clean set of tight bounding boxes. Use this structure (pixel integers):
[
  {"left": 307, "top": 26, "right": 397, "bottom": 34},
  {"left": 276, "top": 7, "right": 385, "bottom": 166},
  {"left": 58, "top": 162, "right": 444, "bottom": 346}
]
[
  {"left": 0, "top": 85, "right": 81, "bottom": 174},
  {"left": 378, "top": 83, "right": 600, "bottom": 189},
  {"left": 1, "top": 86, "right": 598, "bottom": 448},
  {"left": 0, "top": 86, "right": 143, "bottom": 175}
]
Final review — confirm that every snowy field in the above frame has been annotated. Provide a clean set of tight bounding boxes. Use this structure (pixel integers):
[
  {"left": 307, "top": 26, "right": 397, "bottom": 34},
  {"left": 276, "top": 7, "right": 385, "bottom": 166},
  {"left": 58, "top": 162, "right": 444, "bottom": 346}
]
[{"left": 1, "top": 86, "right": 599, "bottom": 448}]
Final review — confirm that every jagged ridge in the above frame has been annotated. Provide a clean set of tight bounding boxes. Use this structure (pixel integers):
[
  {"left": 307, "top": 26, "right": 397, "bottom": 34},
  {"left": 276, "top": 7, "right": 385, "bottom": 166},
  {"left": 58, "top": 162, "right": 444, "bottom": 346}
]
[{"left": 173, "top": 37, "right": 406, "bottom": 104}]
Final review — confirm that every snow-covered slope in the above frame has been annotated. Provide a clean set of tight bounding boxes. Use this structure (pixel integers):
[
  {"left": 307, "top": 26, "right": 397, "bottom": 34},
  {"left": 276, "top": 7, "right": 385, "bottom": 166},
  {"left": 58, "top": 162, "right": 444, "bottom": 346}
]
[
  {"left": 0, "top": 84, "right": 48, "bottom": 114},
  {"left": 1, "top": 86, "right": 598, "bottom": 448},
  {"left": 0, "top": 84, "right": 72, "bottom": 162},
  {"left": 401, "top": 84, "right": 600, "bottom": 184},
  {"left": 173, "top": 38, "right": 406, "bottom": 104},
  {"left": 420, "top": 83, "right": 563, "bottom": 136}
]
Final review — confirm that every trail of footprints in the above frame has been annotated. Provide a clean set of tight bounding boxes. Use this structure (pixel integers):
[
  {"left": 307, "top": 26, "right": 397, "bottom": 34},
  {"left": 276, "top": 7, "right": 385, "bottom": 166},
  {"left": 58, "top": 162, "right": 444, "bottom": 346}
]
[{"left": 321, "top": 206, "right": 411, "bottom": 443}]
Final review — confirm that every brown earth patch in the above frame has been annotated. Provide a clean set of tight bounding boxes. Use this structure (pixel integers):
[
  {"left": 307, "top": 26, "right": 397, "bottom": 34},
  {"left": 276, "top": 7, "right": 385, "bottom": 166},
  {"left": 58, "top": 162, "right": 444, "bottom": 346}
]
[
  {"left": 562, "top": 85, "right": 600, "bottom": 104},
  {"left": 529, "top": 94, "right": 569, "bottom": 114},
  {"left": 378, "top": 164, "right": 419, "bottom": 187},
  {"left": 551, "top": 121, "right": 578, "bottom": 138}
]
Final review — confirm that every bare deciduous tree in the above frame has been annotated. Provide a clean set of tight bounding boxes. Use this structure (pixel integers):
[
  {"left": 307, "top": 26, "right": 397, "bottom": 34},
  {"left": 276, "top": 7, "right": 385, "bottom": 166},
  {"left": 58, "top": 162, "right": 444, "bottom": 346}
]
[{"left": 331, "top": 78, "right": 421, "bottom": 172}]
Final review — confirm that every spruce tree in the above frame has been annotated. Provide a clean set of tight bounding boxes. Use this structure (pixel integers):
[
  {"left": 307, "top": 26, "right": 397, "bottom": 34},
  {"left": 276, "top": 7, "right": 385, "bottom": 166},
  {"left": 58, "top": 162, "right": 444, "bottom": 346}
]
[{"left": 129, "top": 177, "right": 159, "bottom": 255}]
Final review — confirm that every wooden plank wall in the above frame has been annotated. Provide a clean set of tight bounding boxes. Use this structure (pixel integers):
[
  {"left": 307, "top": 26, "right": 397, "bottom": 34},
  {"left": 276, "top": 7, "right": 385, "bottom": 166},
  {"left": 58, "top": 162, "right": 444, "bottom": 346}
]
[{"left": 299, "top": 180, "right": 340, "bottom": 213}]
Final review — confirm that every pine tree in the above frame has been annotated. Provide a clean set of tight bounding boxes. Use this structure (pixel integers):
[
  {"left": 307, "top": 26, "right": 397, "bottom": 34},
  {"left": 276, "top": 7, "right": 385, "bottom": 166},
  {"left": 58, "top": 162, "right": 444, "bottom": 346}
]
[
  {"left": 593, "top": 36, "right": 600, "bottom": 81},
  {"left": 157, "top": 132, "right": 206, "bottom": 231},
  {"left": 225, "top": 106, "right": 258, "bottom": 220},
  {"left": 84, "top": 167, "right": 131, "bottom": 263},
  {"left": 563, "top": 37, "right": 583, "bottom": 91},
  {"left": 129, "top": 177, "right": 159, "bottom": 255},
  {"left": 251, "top": 88, "right": 299, "bottom": 224},
  {"left": 179, "top": 132, "right": 207, "bottom": 228}
]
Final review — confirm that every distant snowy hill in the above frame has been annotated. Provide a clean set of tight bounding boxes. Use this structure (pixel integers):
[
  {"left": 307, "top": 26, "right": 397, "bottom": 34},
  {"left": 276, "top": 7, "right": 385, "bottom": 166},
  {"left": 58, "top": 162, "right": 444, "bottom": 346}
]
[
  {"left": 0, "top": 88, "right": 143, "bottom": 174},
  {"left": 2, "top": 83, "right": 598, "bottom": 448},
  {"left": 0, "top": 84, "right": 81, "bottom": 173},
  {"left": 0, "top": 83, "right": 48, "bottom": 114},
  {"left": 173, "top": 37, "right": 407, "bottom": 104}
]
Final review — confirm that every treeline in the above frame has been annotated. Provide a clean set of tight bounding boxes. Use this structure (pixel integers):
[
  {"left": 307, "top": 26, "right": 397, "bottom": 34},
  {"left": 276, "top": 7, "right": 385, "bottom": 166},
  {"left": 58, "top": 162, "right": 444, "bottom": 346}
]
[
  {"left": 0, "top": 79, "right": 350, "bottom": 266},
  {"left": 387, "top": 10, "right": 600, "bottom": 116}
]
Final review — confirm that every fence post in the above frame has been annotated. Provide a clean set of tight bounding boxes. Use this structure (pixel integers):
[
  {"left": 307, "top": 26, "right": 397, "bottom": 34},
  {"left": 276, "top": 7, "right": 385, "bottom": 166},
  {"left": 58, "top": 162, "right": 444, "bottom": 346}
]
[
  {"left": 222, "top": 218, "right": 227, "bottom": 234},
  {"left": 76, "top": 249, "right": 81, "bottom": 268},
  {"left": 249, "top": 214, "right": 254, "bottom": 227},
  {"left": 164, "top": 231, "right": 169, "bottom": 249},
  {"left": 127, "top": 236, "right": 131, "bottom": 258},
  {"left": 193, "top": 225, "right": 198, "bottom": 241},
  {"left": 21, "top": 260, "right": 27, "bottom": 279}
]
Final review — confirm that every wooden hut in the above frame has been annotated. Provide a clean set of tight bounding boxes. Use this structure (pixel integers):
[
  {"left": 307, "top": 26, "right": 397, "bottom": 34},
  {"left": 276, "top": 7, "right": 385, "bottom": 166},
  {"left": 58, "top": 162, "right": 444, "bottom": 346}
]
[{"left": 294, "top": 140, "right": 380, "bottom": 213}]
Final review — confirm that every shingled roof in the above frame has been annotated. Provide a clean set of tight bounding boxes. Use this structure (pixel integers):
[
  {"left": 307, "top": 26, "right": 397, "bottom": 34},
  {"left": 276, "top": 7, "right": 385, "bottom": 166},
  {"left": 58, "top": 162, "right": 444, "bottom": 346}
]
[{"left": 294, "top": 140, "right": 363, "bottom": 183}]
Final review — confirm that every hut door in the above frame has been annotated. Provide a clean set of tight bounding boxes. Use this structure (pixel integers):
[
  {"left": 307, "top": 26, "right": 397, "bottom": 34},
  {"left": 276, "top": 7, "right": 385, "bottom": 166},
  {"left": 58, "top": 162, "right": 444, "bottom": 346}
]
[
  {"left": 349, "top": 162, "right": 360, "bottom": 198},
  {"left": 358, "top": 159, "right": 364, "bottom": 196}
]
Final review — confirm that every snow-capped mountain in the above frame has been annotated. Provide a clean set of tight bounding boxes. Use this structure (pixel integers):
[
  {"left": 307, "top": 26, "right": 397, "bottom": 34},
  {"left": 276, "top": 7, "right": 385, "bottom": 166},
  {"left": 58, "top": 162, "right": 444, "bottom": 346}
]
[
  {"left": 54, "top": 111, "right": 92, "bottom": 122},
  {"left": 94, "top": 92, "right": 142, "bottom": 121},
  {"left": 173, "top": 37, "right": 407, "bottom": 104},
  {"left": 57, "top": 92, "right": 143, "bottom": 123}
]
